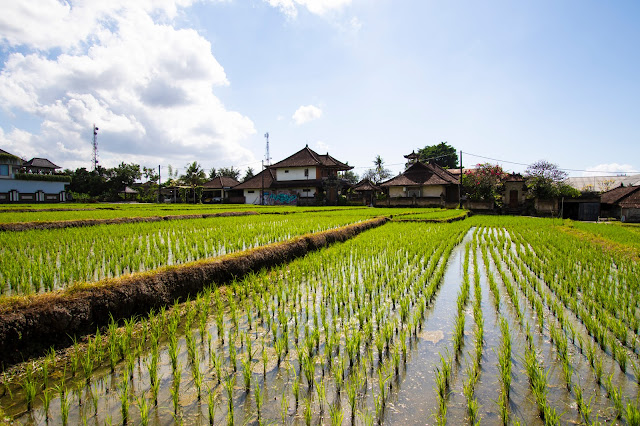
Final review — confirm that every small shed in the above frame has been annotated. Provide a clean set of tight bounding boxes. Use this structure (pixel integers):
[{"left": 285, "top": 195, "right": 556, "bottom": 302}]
[
  {"left": 351, "top": 178, "right": 381, "bottom": 206},
  {"left": 119, "top": 186, "right": 138, "bottom": 201}
]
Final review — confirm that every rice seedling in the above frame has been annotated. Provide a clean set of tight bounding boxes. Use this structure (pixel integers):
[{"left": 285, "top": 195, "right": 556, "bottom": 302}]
[
  {"left": 41, "top": 387, "right": 52, "bottom": 419},
  {"left": 328, "top": 401, "right": 344, "bottom": 426},
  {"left": 225, "top": 374, "right": 235, "bottom": 424},
  {"left": 171, "top": 362, "right": 182, "bottom": 414},
  {"left": 292, "top": 367, "right": 301, "bottom": 408},
  {"left": 241, "top": 356, "right": 252, "bottom": 392},
  {"left": 627, "top": 401, "right": 640, "bottom": 426},
  {"left": 207, "top": 387, "right": 218, "bottom": 426},
  {"left": 22, "top": 363, "right": 37, "bottom": 411},
  {"left": 303, "top": 394, "right": 313, "bottom": 425},
  {"left": 137, "top": 394, "right": 150, "bottom": 426},
  {"left": 280, "top": 388, "right": 289, "bottom": 425},
  {"left": 60, "top": 388, "right": 71, "bottom": 426},
  {"left": 119, "top": 372, "right": 130, "bottom": 424}
]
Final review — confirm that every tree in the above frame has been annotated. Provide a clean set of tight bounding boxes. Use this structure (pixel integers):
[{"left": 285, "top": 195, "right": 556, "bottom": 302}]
[
  {"left": 524, "top": 160, "right": 577, "bottom": 199},
  {"left": 165, "top": 164, "right": 180, "bottom": 186},
  {"left": 180, "top": 161, "right": 207, "bottom": 203},
  {"left": 340, "top": 163, "right": 359, "bottom": 185},
  {"left": 241, "top": 167, "right": 255, "bottom": 182},
  {"left": 67, "top": 167, "right": 107, "bottom": 197},
  {"left": 142, "top": 166, "right": 159, "bottom": 183},
  {"left": 462, "top": 163, "right": 506, "bottom": 202},
  {"left": 363, "top": 155, "right": 392, "bottom": 184},
  {"left": 217, "top": 166, "right": 241, "bottom": 180},
  {"left": 106, "top": 163, "right": 141, "bottom": 197},
  {"left": 417, "top": 142, "right": 458, "bottom": 168},
  {"left": 208, "top": 167, "right": 217, "bottom": 180}
]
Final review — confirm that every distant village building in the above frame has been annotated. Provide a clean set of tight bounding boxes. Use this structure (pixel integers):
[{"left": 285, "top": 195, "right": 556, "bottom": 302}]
[
  {"left": 203, "top": 176, "right": 241, "bottom": 203},
  {"left": 0, "top": 148, "right": 69, "bottom": 203},
  {"left": 503, "top": 173, "right": 526, "bottom": 212},
  {"left": 350, "top": 178, "right": 382, "bottom": 206},
  {"left": 379, "top": 159, "right": 459, "bottom": 207},
  {"left": 600, "top": 185, "right": 640, "bottom": 222},
  {"left": 234, "top": 145, "right": 352, "bottom": 205},
  {"left": 565, "top": 174, "right": 640, "bottom": 193}
]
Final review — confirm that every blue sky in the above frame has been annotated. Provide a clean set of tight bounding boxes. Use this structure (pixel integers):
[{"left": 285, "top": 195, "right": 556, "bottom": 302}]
[{"left": 0, "top": 0, "right": 638, "bottom": 179}]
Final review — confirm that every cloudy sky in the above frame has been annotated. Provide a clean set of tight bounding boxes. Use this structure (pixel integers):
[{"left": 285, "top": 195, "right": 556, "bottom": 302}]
[{"left": 1, "top": 0, "right": 638, "bottom": 179}]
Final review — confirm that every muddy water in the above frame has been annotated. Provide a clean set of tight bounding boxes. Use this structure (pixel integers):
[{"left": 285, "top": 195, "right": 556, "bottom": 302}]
[{"left": 384, "top": 228, "right": 475, "bottom": 424}]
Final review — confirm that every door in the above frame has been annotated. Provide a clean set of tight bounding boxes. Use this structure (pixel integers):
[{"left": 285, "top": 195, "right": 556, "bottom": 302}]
[{"left": 509, "top": 190, "right": 519, "bottom": 208}]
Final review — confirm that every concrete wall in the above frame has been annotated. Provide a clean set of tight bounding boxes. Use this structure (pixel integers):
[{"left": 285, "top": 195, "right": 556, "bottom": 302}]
[
  {"left": 0, "top": 179, "right": 67, "bottom": 203},
  {"left": 388, "top": 185, "right": 444, "bottom": 198},
  {"left": 244, "top": 189, "right": 260, "bottom": 205},
  {"left": 0, "top": 179, "right": 67, "bottom": 193},
  {"left": 276, "top": 167, "right": 316, "bottom": 181},
  {"left": 621, "top": 207, "right": 640, "bottom": 223},
  {"left": 378, "top": 196, "right": 444, "bottom": 207}
]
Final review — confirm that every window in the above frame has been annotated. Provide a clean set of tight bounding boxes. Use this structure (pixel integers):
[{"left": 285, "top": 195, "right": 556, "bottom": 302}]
[
  {"left": 303, "top": 188, "right": 310, "bottom": 192},
  {"left": 247, "top": 190, "right": 255, "bottom": 193},
  {"left": 284, "top": 170, "right": 289, "bottom": 173},
  {"left": 304, "top": 168, "right": 309, "bottom": 177},
  {"left": 0, "top": 165, "right": 8, "bottom": 176}
]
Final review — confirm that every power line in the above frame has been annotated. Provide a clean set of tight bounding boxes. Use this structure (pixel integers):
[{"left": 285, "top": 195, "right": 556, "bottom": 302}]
[{"left": 462, "top": 151, "right": 639, "bottom": 175}]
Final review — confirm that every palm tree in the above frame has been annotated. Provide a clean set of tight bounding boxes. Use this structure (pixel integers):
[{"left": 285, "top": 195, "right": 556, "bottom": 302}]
[{"left": 181, "top": 161, "right": 206, "bottom": 203}]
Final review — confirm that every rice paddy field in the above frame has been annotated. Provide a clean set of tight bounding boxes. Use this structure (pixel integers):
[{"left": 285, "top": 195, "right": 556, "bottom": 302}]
[{"left": 1, "top": 206, "right": 639, "bottom": 425}]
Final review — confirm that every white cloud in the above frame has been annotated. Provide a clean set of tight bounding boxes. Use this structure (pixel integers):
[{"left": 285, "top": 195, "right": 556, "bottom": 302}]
[
  {"left": 314, "top": 140, "right": 330, "bottom": 153},
  {"left": 0, "top": 1, "right": 256, "bottom": 170},
  {"left": 292, "top": 105, "right": 323, "bottom": 125},
  {"left": 582, "top": 163, "right": 637, "bottom": 177},
  {"left": 265, "top": 0, "right": 352, "bottom": 19}
]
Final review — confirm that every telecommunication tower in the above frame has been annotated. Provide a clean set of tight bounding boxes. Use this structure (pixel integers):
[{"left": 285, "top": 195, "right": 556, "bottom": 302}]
[
  {"left": 92, "top": 124, "right": 99, "bottom": 171},
  {"left": 264, "top": 132, "right": 271, "bottom": 166}
]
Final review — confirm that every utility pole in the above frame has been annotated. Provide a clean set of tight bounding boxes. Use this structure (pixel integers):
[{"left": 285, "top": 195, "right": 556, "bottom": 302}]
[
  {"left": 158, "top": 165, "right": 161, "bottom": 203},
  {"left": 261, "top": 160, "right": 264, "bottom": 205},
  {"left": 458, "top": 150, "right": 463, "bottom": 208},
  {"left": 92, "top": 124, "right": 99, "bottom": 171}
]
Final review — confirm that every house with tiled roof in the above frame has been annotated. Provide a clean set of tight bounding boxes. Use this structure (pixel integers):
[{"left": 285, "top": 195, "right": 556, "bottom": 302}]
[
  {"left": 23, "top": 158, "right": 61, "bottom": 174},
  {"left": 600, "top": 185, "right": 640, "bottom": 221},
  {"left": 234, "top": 145, "right": 353, "bottom": 205},
  {"left": 0, "top": 148, "right": 69, "bottom": 203},
  {"left": 203, "top": 176, "right": 241, "bottom": 203},
  {"left": 379, "top": 159, "right": 460, "bottom": 207}
]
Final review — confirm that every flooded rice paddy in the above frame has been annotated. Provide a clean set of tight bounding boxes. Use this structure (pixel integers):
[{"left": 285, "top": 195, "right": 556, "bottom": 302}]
[{"left": 2, "top": 219, "right": 640, "bottom": 425}]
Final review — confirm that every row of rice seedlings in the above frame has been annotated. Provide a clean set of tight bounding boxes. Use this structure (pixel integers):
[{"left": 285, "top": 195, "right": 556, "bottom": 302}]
[
  {"left": 479, "top": 230, "right": 562, "bottom": 424},
  {"left": 0, "top": 213, "right": 367, "bottom": 295},
  {"left": 537, "top": 240, "right": 637, "bottom": 369},
  {"left": 513, "top": 225, "right": 639, "bottom": 360},
  {"left": 463, "top": 233, "right": 484, "bottom": 425},
  {"left": 503, "top": 227, "right": 639, "bottom": 421}
]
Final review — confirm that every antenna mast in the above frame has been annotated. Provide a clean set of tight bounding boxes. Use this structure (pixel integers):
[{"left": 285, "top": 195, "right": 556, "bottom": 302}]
[
  {"left": 264, "top": 132, "right": 271, "bottom": 166},
  {"left": 92, "top": 124, "right": 99, "bottom": 171}
]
